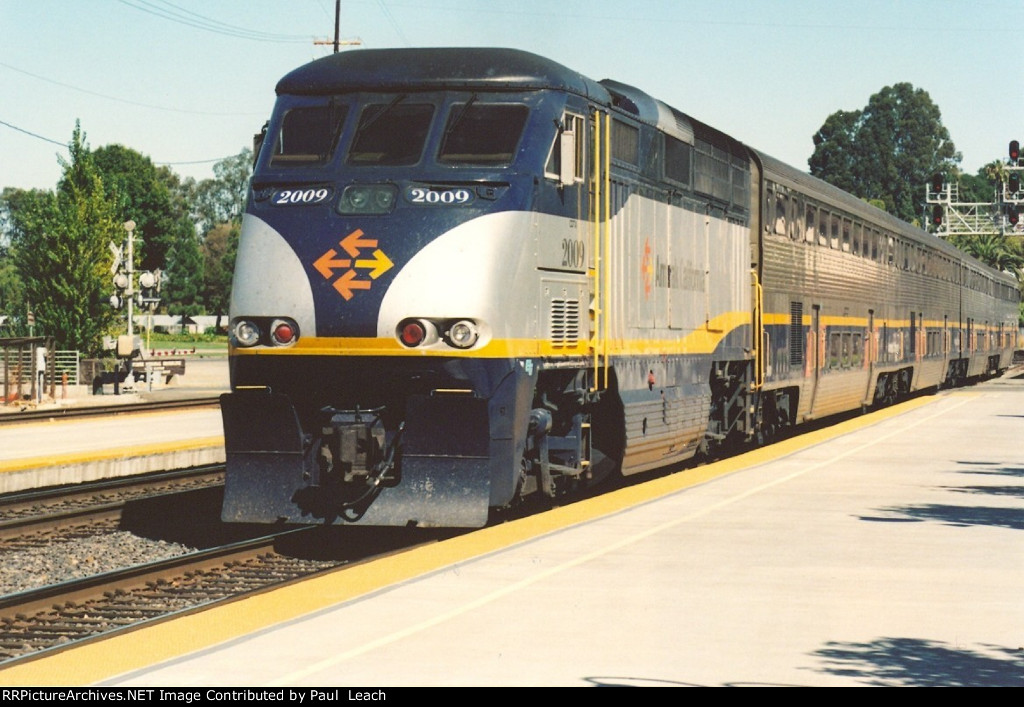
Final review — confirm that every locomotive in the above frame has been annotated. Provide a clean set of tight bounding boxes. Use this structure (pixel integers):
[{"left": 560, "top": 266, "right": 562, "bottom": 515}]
[{"left": 220, "top": 48, "right": 1019, "bottom": 528}]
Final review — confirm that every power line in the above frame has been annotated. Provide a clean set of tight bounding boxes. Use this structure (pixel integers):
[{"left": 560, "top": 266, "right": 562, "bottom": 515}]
[
  {"left": 0, "top": 61, "right": 263, "bottom": 117},
  {"left": 0, "top": 119, "right": 66, "bottom": 147},
  {"left": 375, "top": 0, "right": 409, "bottom": 46},
  {"left": 155, "top": 156, "right": 238, "bottom": 166},
  {"left": 116, "top": 0, "right": 312, "bottom": 42},
  {"left": 0, "top": 117, "right": 238, "bottom": 170}
]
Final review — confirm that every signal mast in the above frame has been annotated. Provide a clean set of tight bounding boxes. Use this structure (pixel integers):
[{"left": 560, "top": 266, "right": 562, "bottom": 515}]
[{"left": 927, "top": 141, "right": 1023, "bottom": 238}]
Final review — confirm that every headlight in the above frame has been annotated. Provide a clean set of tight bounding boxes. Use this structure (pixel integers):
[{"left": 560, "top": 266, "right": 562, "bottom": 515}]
[
  {"left": 446, "top": 320, "right": 479, "bottom": 349},
  {"left": 231, "top": 319, "right": 261, "bottom": 347},
  {"left": 338, "top": 184, "right": 398, "bottom": 214}
]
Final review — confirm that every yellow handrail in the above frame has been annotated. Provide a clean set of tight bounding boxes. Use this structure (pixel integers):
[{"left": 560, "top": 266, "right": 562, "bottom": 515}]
[
  {"left": 590, "top": 110, "right": 612, "bottom": 392},
  {"left": 601, "top": 112, "right": 611, "bottom": 389},
  {"left": 751, "top": 268, "right": 764, "bottom": 390},
  {"left": 590, "top": 110, "right": 601, "bottom": 390}
]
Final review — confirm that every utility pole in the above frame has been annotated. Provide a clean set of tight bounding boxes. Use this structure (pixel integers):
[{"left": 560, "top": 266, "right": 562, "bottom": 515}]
[
  {"left": 313, "top": 0, "right": 361, "bottom": 51},
  {"left": 334, "top": 0, "right": 340, "bottom": 53}
]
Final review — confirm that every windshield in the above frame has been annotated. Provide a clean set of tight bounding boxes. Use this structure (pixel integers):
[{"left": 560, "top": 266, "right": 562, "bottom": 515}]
[
  {"left": 270, "top": 103, "right": 348, "bottom": 167},
  {"left": 263, "top": 94, "right": 534, "bottom": 171},
  {"left": 347, "top": 101, "right": 434, "bottom": 166},
  {"left": 438, "top": 103, "right": 528, "bottom": 166}
]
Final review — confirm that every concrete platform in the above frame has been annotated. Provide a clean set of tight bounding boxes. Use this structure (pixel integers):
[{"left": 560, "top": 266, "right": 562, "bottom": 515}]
[
  {"left": 0, "top": 358, "right": 228, "bottom": 493},
  {"left": 4, "top": 377, "right": 1022, "bottom": 687},
  {"left": 0, "top": 409, "right": 225, "bottom": 493}
]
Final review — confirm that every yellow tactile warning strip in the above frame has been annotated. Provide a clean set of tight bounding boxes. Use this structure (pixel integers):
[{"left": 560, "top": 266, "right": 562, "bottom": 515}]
[
  {"left": 0, "top": 437, "right": 225, "bottom": 474},
  {"left": 0, "top": 395, "right": 938, "bottom": 686}
]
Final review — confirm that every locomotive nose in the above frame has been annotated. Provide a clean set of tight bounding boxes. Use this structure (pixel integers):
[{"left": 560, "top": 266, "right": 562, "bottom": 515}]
[{"left": 229, "top": 214, "right": 316, "bottom": 341}]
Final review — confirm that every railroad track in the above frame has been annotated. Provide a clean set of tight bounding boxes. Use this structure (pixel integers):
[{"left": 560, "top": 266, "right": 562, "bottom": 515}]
[
  {"left": 0, "top": 466, "right": 229, "bottom": 599},
  {"left": 0, "top": 465, "right": 225, "bottom": 531},
  {"left": 0, "top": 521, "right": 464, "bottom": 667},
  {"left": 0, "top": 396, "right": 221, "bottom": 425},
  {"left": 0, "top": 465, "right": 327, "bottom": 666},
  {"left": 0, "top": 463, "right": 464, "bottom": 666},
  {"left": 0, "top": 529, "right": 342, "bottom": 665}
]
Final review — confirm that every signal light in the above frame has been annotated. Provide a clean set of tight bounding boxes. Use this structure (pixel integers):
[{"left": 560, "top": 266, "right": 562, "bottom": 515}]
[
  {"left": 1011, "top": 140, "right": 1020, "bottom": 163},
  {"left": 1010, "top": 205, "right": 1020, "bottom": 226},
  {"left": 931, "top": 204, "right": 943, "bottom": 227},
  {"left": 931, "top": 174, "right": 943, "bottom": 194},
  {"left": 1009, "top": 173, "right": 1021, "bottom": 195}
]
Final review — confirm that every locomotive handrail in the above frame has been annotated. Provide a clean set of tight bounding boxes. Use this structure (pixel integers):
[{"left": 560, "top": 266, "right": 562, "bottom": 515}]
[
  {"left": 590, "top": 108, "right": 611, "bottom": 392},
  {"left": 752, "top": 268, "right": 764, "bottom": 390},
  {"left": 602, "top": 110, "right": 611, "bottom": 389}
]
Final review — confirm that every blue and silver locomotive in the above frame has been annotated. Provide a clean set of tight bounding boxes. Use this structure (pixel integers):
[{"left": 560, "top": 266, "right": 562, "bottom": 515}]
[{"left": 221, "top": 48, "right": 1019, "bottom": 527}]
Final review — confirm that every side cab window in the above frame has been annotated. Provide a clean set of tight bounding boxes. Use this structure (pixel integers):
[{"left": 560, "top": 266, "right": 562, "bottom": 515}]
[{"left": 546, "top": 113, "right": 585, "bottom": 184}]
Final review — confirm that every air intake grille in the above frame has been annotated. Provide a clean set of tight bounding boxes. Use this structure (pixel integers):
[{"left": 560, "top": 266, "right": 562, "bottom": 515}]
[
  {"left": 550, "top": 298, "right": 581, "bottom": 347},
  {"left": 789, "top": 301, "right": 804, "bottom": 366}
]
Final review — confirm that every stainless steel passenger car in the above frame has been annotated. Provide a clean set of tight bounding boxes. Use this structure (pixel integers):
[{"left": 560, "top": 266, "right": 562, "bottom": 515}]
[{"left": 220, "top": 48, "right": 1019, "bottom": 528}]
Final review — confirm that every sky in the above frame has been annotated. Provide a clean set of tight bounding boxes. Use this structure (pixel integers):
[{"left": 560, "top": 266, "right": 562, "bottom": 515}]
[{"left": 1, "top": 0, "right": 1021, "bottom": 193}]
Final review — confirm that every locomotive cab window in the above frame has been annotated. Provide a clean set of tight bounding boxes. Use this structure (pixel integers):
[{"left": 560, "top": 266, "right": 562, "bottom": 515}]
[
  {"left": 347, "top": 100, "right": 434, "bottom": 166},
  {"left": 545, "top": 113, "right": 585, "bottom": 182},
  {"left": 438, "top": 103, "right": 528, "bottom": 166},
  {"left": 270, "top": 104, "right": 348, "bottom": 167}
]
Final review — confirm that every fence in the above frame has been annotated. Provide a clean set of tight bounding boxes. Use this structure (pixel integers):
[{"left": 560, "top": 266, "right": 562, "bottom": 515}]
[
  {"left": 0, "top": 338, "right": 89, "bottom": 404},
  {"left": 53, "top": 350, "right": 80, "bottom": 386},
  {"left": 0, "top": 337, "right": 54, "bottom": 404}
]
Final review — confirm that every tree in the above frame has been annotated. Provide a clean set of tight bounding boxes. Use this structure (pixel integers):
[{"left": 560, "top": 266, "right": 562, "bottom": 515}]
[
  {"left": 163, "top": 229, "right": 205, "bottom": 318},
  {"left": 187, "top": 148, "right": 252, "bottom": 237},
  {"left": 93, "top": 145, "right": 195, "bottom": 272},
  {"left": 958, "top": 169, "right": 998, "bottom": 204},
  {"left": 185, "top": 149, "right": 251, "bottom": 320},
  {"left": 0, "top": 243, "right": 25, "bottom": 334},
  {"left": 951, "top": 233, "right": 1024, "bottom": 275},
  {"left": 92, "top": 145, "right": 202, "bottom": 313},
  {"left": 0, "top": 188, "right": 51, "bottom": 333},
  {"left": 11, "top": 123, "right": 119, "bottom": 354},
  {"left": 810, "top": 83, "right": 960, "bottom": 224},
  {"left": 201, "top": 222, "right": 239, "bottom": 329}
]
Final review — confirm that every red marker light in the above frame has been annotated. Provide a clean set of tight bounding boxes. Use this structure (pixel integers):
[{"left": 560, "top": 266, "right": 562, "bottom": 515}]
[
  {"left": 399, "top": 320, "right": 426, "bottom": 347},
  {"left": 271, "top": 319, "right": 298, "bottom": 345}
]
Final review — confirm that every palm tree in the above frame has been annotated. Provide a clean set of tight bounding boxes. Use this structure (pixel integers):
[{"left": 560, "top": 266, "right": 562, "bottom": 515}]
[{"left": 953, "top": 233, "right": 1024, "bottom": 275}]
